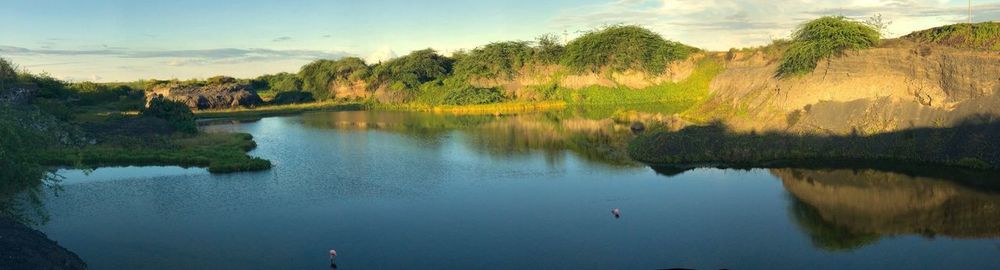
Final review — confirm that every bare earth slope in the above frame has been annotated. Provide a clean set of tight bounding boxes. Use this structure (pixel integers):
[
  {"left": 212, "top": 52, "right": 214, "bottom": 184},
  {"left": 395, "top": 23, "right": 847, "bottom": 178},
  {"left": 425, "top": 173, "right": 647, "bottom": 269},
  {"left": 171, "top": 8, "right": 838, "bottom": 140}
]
[{"left": 699, "top": 40, "right": 1000, "bottom": 135}]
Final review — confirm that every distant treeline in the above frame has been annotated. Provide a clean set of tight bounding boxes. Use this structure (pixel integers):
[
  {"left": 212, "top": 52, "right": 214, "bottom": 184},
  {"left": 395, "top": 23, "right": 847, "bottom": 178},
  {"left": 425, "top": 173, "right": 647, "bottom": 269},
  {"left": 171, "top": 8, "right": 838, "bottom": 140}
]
[{"left": 255, "top": 25, "right": 699, "bottom": 105}]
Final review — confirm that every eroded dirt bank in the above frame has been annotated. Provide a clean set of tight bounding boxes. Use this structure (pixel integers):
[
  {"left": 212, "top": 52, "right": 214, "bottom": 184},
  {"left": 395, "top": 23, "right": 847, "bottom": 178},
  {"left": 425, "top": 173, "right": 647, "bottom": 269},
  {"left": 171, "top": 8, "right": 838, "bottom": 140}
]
[{"left": 698, "top": 40, "right": 1000, "bottom": 135}]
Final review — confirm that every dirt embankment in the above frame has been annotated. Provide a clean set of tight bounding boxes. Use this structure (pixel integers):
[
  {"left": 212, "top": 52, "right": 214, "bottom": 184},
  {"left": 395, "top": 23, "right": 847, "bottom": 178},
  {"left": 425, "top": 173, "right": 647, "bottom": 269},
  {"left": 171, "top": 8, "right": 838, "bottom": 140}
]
[
  {"left": 0, "top": 217, "right": 87, "bottom": 270},
  {"left": 699, "top": 40, "right": 1000, "bottom": 134},
  {"left": 468, "top": 54, "right": 703, "bottom": 98}
]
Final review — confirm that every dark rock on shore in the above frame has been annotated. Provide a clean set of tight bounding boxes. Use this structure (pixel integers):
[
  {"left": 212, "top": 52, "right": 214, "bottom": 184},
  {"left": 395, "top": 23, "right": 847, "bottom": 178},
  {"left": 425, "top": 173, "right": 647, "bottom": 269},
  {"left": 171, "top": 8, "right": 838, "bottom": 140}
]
[
  {"left": 0, "top": 86, "right": 37, "bottom": 105},
  {"left": 0, "top": 217, "right": 87, "bottom": 270},
  {"left": 146, "top": 77, "right": 263, "bottom": 110}
]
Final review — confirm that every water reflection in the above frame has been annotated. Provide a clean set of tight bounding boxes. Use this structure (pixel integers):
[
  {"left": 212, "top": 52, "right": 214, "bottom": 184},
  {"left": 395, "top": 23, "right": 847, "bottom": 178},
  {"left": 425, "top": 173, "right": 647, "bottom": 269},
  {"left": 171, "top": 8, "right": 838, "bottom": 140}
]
[
  {"left": 776, "top": 168, "right": 1000, "bottom": 251},
  {"left": 298, "top": 111, "right": 641, "bottom": 167},
  {"left": 0, "top": 172, "right": 59, "bottom": 226}
]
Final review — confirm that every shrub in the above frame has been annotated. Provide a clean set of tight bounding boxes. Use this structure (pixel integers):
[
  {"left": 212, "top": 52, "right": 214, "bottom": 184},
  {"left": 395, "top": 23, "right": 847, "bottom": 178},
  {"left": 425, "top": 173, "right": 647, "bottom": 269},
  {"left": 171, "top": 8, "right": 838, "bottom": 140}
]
[
  {"left": 0, "top": 58, "right": 15, "bottom": 87},
  {"left": 33, "top": 98, "right": 73, "bottom": 121},
  {"left": 533, "top": 34, "right": 565, "bottom": 65},
  {"left": 252, "top": 72, "right": 302, "bottom": 92},
  {"left": 68, "top": 82, "right": 144, "bottom": 110},
  {"left": 902, "top": 22, "right": 1000, "bottom": 51},
  {"left": 370, "top": 49, "right": 453, "bottom": 90},
  {"left": 206, "top": 76, "right": 237, "bottom": 85},
  {"left": 777, "top": 16, "right": 880, "bottom": 77},
  {"left": 270, "top": 91, "right": 315, "bottom": 105},
  {"left": 561, "top": 25, "right": 696, "bottom": 74},
  {"left": 453, "top": 35, "right": 565, "bottom": 80},
  {"left": 142, "top": 96, "right": 197, "bottom": 133},
  {"left": 453, "top": 41, "right": 534, "bottom": 79},
  {"left": 442, "top": 86, "right": 505, "bottom": 105}
]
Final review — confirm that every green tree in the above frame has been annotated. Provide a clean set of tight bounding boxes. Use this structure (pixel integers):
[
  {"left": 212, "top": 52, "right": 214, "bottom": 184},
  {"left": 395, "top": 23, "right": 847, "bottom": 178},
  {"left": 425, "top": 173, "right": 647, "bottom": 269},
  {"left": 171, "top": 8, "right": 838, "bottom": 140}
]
[
  {"left": 0, "top": 58, "right": 15, "bottom": 89},
  {"left": 533, "top": 34, "right": 565, "bottom": 65},
  {"left": 370, "top": 49, "right": 453, "bottom": 90},
  {"left": 253, "top": 72, "right": 303, "bottom": 92},
  {"left": 142, "top": 96, "right": 197, "bottom": 134}
]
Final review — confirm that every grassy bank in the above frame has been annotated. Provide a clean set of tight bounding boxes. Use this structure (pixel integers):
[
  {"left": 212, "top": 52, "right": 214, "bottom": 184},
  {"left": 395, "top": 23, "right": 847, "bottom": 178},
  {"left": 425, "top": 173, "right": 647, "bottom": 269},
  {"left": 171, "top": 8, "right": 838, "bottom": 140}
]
[
  {"left": 629, "top": 121, "right": 1000, "bottom": 171},
  {"left": 37, "top": 132, "right": 271, "bottom": 174},
  {"left": 558, "top": 58, "right": 722, "bottom": 107},
  {"left": 194, "top": 100, "right": 364, "bottom": 119}
]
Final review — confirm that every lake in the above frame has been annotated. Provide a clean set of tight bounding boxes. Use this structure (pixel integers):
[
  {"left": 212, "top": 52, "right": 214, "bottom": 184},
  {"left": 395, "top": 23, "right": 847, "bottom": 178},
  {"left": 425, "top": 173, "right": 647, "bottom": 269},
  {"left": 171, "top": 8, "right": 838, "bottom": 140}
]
[{"left": 31, "top": 110, "right": 1000, "bottom": 269}]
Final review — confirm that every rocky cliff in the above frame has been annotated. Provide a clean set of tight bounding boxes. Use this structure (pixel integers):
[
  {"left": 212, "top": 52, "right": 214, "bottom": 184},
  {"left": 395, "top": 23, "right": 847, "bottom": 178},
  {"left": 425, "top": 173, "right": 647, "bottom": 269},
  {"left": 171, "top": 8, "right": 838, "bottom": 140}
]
[
  {"left": 697, "top": 40, "right": 1000, "bottom": 135},
  {"left": 146, "top": 80, "right": 263, "bottom": 110}
]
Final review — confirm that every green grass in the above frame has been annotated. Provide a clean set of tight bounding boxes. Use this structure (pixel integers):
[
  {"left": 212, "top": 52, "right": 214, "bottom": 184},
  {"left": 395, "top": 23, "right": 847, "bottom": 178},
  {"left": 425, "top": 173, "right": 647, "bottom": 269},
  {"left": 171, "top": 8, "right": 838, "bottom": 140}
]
[
  {"left": 558, "top": 58, "right": 723, "bottom": 107},
  {"left": 903, "top": 22, "right": 1000, "bottom": 51},
  {"left": 777, "top": 16, "right": 880, "bottom": 77},
  {"left": 37, "top": 132, "right": 271, "bottom": 174}
]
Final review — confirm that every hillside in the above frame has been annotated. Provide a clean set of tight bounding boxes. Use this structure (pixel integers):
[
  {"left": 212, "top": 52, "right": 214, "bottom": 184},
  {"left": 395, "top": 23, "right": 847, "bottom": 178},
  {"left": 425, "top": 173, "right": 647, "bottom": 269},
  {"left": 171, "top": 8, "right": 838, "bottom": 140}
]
[{"left": 690, "top": 22, "right": 1000, "bottom": 135}]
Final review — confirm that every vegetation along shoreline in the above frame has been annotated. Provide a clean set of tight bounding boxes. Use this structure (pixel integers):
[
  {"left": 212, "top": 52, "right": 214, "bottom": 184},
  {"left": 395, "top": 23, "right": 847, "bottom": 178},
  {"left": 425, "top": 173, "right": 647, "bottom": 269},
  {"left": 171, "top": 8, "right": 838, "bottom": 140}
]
[{"left": 2, "top": 17, "right": 999, "bottom": 176}]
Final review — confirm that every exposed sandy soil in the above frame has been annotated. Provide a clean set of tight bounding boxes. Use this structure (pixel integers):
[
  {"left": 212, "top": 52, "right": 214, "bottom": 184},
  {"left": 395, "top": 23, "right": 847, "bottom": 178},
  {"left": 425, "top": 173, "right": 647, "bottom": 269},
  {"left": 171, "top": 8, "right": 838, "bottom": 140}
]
[{"left": 700, "top": 40, "right": 1000, "bottom": 134}]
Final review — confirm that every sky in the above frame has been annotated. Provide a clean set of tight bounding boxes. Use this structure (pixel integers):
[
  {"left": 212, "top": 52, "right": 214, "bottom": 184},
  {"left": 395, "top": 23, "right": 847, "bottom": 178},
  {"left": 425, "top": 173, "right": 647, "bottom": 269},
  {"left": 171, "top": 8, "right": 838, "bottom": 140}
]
[{"left": 1, "top": 0, "right": 998, "bottom": 82}]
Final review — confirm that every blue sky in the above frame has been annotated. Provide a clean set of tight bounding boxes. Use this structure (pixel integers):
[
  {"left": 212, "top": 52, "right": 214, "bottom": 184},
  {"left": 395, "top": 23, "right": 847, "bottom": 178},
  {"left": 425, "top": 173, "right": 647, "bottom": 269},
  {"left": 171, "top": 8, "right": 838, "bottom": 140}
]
[{"left": 2, "top": 0, "right": 998, "bottom": 82}]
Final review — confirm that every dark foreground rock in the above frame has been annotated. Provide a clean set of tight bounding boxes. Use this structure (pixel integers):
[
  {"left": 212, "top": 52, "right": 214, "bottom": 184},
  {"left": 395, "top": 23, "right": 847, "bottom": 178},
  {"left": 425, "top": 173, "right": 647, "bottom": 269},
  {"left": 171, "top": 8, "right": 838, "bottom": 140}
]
[
  {"left": 0, "top": 217, "right": 87, "bottom": 270},
  {"left": 146, "top": 78, "right": 263, "bottom": 110}
]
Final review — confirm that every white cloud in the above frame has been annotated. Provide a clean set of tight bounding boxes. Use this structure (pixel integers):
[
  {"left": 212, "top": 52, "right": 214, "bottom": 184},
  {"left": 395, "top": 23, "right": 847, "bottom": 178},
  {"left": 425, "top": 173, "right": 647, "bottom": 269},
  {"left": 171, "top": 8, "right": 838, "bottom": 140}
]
[
  {"left": 552, "top": 0, "right": 1000, "bottom": 50},
  {"left": 365, "top": 47, "right": 397, "bottom": 64}
]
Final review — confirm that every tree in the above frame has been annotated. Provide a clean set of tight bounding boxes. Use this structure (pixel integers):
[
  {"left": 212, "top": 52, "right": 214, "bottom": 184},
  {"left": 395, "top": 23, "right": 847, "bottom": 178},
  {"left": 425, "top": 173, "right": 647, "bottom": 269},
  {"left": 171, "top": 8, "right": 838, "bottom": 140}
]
[
  {"left": 253, "top": 72, "right": 303, "bottom": 92},
  {"left": 865, "top": 13, "right": 893, "bottom": 37},
  {"left": 298, "top": 57, "right": 370, "bottom": 100},
  {"left": 370, "top": 49, "right": 453, "bottom": 90},
  {"left": 0, "top": 58, "right": 15, "bottom": 88}
]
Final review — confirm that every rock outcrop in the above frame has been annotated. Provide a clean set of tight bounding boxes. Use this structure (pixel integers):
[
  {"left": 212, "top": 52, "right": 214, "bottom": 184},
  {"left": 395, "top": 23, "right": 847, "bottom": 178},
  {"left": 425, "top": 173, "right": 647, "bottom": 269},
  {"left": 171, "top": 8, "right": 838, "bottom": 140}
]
[
  {"left": 699, "top": 40, "right": 1000, "bottom": 135},
  {"left": 146, "top": 80, "right": 262, "bottom": 110},
  {"left": 0, "top": 217, "right": 88, "bottom": 270},
  {"left": 0, "top": 86, "right": 37, "bottom": 105}
]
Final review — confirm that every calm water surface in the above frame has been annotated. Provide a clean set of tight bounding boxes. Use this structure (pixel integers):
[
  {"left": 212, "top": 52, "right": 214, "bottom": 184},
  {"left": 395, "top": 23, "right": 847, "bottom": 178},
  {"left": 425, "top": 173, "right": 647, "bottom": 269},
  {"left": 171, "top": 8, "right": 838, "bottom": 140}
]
[{"left": 32, "top": 111, "right": 1000, "bottom": 269}]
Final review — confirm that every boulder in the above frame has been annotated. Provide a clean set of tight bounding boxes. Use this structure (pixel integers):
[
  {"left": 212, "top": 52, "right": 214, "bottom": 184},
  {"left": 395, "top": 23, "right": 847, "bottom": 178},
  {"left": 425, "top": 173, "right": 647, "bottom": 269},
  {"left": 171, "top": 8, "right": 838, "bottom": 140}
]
[{"left": 146, "top": 79, "right": 262, "bottom": 110}]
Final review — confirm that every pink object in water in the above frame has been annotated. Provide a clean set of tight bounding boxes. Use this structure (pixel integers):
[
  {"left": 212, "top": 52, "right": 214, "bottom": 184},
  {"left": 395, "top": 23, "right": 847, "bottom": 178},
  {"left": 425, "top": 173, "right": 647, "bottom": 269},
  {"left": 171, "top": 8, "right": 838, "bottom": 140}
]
[
  {"left": 612, "top": 208, "right": 621, "bottom": 218},
  {"left": 329, "top": 249, "right": 337, "bottom": 258}
]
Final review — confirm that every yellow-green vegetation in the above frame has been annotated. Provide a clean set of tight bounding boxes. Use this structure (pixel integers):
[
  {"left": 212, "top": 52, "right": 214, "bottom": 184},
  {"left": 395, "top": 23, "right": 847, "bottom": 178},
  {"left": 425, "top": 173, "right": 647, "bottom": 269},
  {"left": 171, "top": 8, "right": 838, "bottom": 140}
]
[
  {"left": 195, "top": 100, "right": 363, "bottom": 119},
  {"left": 376, "top": 100, "right": 567, "bottom": 115},
  {"left": 902, "top": 22, "right": 1000, "bottom": 51},
  {"left": 777, "top": 16, "right": 881, "bottom": 77},
  {"left": 37, "top": 132, "right": 270, "bottom": 174},
  {"left": 629, "top": 121, "right": 1000, "bottom": 170},
  {"left": 558, "top": 58, "right": 722, "bottom": 107}
]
